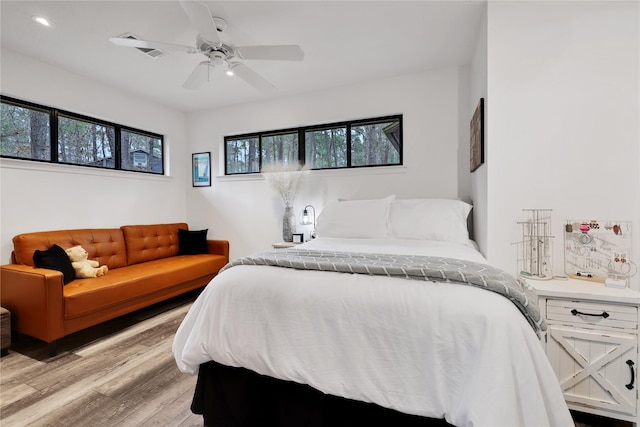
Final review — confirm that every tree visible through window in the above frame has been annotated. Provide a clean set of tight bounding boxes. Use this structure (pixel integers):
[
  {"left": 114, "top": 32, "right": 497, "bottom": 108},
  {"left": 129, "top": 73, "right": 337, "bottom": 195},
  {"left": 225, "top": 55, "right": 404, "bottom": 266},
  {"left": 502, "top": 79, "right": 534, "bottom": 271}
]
[
  {"left": 0, "top": 102, "right": 50, "bottom": 160},
  {"left": 262, "top": 132, "right": 298, "bottom": 168},
  {"left": 305, "top": 127, "right": 347, "bottom": 169},
  {"left": 122, "top": 130, "right": 163, "bottom": 173},
  {"left": 226, "top": 136, "right": 259, "bottom": 174},
  {"left": 351, "top": 120, "right": 401, "bottom": 167},
  {"left": 0, "top": 96, "right": 164, "bottom": 175},
  {"left": 225, "top": 115, "right": 402, "bottom": 175},
  {"left": 58, "top": 116, "right": 114, "bottom": 168}
]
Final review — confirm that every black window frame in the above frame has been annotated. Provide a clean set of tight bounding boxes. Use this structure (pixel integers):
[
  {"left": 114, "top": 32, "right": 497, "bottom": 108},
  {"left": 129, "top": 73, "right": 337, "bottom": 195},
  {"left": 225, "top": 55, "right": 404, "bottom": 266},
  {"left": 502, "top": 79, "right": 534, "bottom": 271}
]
[
  {"left": 0, "top": 95, "right": 164, "bottom": 175},
  {"left": 224, "top": 114, "right": 403, "bottom": 175}
]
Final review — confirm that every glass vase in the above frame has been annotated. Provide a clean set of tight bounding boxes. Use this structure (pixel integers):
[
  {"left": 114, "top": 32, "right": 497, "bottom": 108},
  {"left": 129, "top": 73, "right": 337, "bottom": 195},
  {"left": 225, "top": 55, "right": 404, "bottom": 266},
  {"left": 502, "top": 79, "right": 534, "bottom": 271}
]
[{"left": 282, "top": 204, "right": 295, "bottom": 242}]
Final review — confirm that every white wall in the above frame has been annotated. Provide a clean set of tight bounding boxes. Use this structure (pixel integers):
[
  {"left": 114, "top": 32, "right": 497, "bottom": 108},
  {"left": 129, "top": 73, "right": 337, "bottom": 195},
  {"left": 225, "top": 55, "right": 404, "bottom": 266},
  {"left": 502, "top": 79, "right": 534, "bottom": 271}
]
[
  {"left": 486, "top": 1, "right": 640, "bottom": 289},
  {"left": 0, "top": 49, "right": 189, "bottom": 263},
  {"left": 185, "top": 67, "right": 470, "bottom": 259},
  {"left": 457, "top": 65, "right": 472, "bottom": 201},
  {"left": 469, "top": 6, "right": 488, "bottom": 255}
]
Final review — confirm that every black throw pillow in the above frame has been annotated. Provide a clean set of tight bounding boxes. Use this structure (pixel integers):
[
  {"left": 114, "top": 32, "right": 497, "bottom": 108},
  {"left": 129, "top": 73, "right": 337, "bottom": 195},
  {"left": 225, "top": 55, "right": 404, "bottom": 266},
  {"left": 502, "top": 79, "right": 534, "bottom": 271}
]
[
  {"left": 178, "top": 228, "right": 208, "bottom": 255},
  {"left": 33, "top": 244, "right": 76, "bottom": 284}
]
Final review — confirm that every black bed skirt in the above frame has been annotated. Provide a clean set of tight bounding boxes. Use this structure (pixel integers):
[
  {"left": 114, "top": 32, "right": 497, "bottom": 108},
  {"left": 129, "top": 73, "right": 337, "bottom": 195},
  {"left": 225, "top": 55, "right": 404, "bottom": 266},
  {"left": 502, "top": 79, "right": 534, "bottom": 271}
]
[{"left": 192, "top": 361, "right": 454, "bottom": 427}]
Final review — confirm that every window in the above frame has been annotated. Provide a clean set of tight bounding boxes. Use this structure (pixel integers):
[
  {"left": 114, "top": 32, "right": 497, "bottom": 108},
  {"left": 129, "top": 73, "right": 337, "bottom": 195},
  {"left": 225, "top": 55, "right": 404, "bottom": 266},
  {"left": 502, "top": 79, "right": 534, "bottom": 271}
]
[
  {"left": 58, "top": 115, "right": 114, "bottom": 168},
  {"left": 122, "top": 129, "right": 163, "bottom": 173},
  {"left": 261, "top": 132, "right": 298, "bottom": 168},
  {"left": 224, "top": 115, "right": 402, "bottom": 175},
  {"left": 350, "top": 118, "right": 401, "bottom": 167},
  {"left": 0, "top": 96, "right": 164, "bottom": 175},
  {"left": 305, "top": 127, "right": 347, "bottom": 169},
  {"left": 226, "top": 136, "right": 259, "bottom": 174},
  {"left": 0, "top": 101, "right": 51, "bottom": 160}
]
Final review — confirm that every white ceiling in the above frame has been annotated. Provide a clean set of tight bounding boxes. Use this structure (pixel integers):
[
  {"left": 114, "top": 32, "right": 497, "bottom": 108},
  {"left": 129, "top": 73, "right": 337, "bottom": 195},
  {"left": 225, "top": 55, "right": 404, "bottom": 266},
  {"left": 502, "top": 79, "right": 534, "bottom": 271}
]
[{"left": 1, "top": 1, "right": 485, "bottom": 113}]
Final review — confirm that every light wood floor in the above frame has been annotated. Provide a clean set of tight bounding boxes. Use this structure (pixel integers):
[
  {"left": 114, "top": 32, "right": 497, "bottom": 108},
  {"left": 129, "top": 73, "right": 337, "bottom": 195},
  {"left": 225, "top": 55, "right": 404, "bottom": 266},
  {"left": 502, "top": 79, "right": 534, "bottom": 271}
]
[
  {"left": 0, "top": 291, "right": 203, "bottom": 427},
  {"left": 0, "top": 290, "right": 633, "bottom": 427}
]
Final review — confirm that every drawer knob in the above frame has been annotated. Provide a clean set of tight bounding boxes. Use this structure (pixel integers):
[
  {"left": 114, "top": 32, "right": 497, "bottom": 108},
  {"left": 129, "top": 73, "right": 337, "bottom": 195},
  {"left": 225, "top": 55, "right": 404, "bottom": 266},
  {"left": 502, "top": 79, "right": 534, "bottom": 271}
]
[
  {"left": 570, "top": 308, "right": 610, "bottom": 319},
  {"left": 626, "top": 360, "right": 635, "bottom": 390}
]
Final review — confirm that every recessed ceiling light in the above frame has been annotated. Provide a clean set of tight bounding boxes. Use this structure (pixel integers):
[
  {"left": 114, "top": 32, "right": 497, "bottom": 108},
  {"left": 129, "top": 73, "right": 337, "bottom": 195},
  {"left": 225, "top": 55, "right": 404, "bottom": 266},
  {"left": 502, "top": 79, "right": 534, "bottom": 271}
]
[{"left": 32, "top": 16, "right": 51, "bottom": 27}]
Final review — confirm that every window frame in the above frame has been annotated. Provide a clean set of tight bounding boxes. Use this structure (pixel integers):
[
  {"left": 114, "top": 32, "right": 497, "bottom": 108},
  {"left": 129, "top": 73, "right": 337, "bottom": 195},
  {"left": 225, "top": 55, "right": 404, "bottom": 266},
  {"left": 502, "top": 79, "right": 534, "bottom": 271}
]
[
  {"left": 1, "top": 95, "right": 164, "bottom": 175},
  {"left": 224, "top": 114, "right": 402, "bottom": 175},
  {"left": 223, "top": 133, "right": 262, "bottom": 175}
]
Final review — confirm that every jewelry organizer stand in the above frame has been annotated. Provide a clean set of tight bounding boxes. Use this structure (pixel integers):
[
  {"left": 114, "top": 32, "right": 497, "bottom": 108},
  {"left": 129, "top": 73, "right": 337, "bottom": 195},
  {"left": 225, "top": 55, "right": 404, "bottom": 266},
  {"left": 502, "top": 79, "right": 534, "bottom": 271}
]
[
  {"left": 514, "top": 209, "right": 554, "bottom": 280},
  {"left": 564, "top": 220, "right": 635, "bottom": 288}
]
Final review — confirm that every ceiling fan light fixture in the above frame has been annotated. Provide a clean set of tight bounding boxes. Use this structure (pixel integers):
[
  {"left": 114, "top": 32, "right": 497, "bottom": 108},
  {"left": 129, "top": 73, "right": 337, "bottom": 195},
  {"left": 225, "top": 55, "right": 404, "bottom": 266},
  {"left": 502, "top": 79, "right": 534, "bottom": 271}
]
[
  {"left": 32, "top": 16, "right": 51, "bottom": 27},
  {"left": 226, "top": 63, "right": 237, "bottom": 77},
  {"left": 113, "top": 3, "right": 303, "bottom": 92}
]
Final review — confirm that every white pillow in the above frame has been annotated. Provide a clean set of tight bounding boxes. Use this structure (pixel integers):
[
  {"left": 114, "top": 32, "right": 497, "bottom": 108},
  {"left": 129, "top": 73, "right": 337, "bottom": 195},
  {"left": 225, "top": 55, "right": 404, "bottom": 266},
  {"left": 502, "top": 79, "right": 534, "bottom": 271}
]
[
  {"left": 316, "top": 195, "right": 395, "bottom": 238},
  {"left": 388, "top": 198, "right": 472, "bottom": 243}
]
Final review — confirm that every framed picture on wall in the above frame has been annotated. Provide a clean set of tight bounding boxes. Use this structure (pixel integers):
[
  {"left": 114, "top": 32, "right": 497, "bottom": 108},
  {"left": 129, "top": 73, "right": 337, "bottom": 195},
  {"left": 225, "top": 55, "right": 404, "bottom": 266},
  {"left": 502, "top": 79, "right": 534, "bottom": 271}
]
[
  {"left": 192, "top": 152, "right": 211, "bottom": 187},
  {"left": 470, "top": 98, "right": 484, "bottom": 173}
]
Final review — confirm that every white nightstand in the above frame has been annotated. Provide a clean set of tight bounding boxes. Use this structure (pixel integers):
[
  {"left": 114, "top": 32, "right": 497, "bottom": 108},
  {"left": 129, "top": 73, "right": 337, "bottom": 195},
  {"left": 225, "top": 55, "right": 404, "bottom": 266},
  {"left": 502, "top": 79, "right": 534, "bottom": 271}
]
[{"left": 528, "top": 278, "right": 640, "bottom": 425}]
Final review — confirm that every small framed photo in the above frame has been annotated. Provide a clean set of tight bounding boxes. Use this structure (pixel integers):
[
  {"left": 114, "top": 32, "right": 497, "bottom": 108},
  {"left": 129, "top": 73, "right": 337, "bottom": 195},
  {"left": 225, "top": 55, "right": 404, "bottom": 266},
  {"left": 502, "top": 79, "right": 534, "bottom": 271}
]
[
  {"left": 470, "top": 98, "right": 484, "bottom": 173},
  {"left": 192, "top": 152, "right": 211, "bottom": 187},
  {"left": 292, "top": 233, "right": 304, "bottom": 244}
]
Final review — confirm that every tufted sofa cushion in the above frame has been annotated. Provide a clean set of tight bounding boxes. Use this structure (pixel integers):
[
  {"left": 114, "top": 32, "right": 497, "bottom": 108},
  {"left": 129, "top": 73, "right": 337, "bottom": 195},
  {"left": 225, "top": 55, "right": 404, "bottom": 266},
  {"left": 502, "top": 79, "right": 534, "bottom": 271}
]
[
  {"left": 120, "top": 223, "right": 186, "bottom": 266},
  {"left": 63, "top": 254, "right": 227, "bottom": 319},
  {"left": 12, "top": 228, "right": 128, "bottom": 269}
]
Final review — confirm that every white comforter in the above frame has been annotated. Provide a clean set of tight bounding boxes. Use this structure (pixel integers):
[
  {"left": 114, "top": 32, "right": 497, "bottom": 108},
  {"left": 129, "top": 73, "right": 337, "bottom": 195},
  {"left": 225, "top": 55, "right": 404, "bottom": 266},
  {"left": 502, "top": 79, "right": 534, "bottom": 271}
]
[{"left": 173, "top": 238, "right": 572, "bottom": 427}]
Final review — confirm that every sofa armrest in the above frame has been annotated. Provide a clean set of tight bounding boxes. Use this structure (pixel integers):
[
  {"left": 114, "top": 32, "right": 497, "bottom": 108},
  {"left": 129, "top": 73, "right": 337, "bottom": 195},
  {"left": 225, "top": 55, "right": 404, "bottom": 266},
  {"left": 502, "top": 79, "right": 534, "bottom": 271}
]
[
  {"left": 206, "top": 240, "right": 229, "bottom": 261},
  {"left": 0, "top": 264, "right": 65, "bottom": 343}
]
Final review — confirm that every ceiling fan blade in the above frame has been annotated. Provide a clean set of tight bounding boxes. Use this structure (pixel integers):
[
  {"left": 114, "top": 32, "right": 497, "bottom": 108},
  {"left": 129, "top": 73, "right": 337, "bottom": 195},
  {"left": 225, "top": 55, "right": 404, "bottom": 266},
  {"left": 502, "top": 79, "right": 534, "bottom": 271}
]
[
  {"left": 179, "top": 0, "right": 220, "bottom": 46},
  {"left": 183, "top": 61, "right": 212, "bottom": 90},
  {"left": 235, "top": 45, "right": 304, "bottom": 61},
  {"left": 230, "top": 62, "right": 276, "bottom": 92},
  {"left": 109, "top": 37, "right": 198, "bottom": 54}
]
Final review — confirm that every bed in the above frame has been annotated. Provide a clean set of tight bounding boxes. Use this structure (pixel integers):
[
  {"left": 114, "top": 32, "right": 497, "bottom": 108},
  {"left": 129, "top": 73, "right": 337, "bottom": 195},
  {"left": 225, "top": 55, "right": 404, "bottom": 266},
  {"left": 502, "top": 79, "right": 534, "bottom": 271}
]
[{"left": 173, "top": 197, "right": 573, "bottom": 426}]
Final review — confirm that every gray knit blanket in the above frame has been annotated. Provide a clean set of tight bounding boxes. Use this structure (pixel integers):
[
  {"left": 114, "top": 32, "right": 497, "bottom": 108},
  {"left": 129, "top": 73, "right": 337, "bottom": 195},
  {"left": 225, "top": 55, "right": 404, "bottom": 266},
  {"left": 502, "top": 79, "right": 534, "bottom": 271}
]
[{"left": 221, "top": 249, "right": 545, "bottom": 333}]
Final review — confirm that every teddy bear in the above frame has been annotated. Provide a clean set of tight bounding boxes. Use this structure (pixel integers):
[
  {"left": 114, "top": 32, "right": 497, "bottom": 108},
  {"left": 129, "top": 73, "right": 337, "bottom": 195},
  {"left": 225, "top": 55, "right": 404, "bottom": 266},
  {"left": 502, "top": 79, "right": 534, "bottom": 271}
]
[{"left": 65, "top": 245, "right": 108, "bottom": 278}]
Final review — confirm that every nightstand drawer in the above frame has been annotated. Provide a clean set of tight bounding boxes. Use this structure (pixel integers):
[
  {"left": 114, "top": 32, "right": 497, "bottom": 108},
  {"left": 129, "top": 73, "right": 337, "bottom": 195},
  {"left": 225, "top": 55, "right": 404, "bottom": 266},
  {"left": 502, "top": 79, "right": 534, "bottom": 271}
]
[{"left": 547, "top": 299, "right": 638, "bottom": 330}]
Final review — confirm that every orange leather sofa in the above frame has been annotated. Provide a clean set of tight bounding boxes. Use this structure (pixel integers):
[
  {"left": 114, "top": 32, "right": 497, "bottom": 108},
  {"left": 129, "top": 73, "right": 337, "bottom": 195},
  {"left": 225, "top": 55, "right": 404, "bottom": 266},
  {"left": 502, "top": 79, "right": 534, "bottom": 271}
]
[{"left": 0, "top": 223, "right": 229, "bottom": 356}]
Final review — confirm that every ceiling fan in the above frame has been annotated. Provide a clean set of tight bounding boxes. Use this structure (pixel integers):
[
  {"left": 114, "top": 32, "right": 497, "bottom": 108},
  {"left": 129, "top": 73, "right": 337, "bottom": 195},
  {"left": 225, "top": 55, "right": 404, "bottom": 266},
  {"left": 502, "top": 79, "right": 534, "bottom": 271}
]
[{"left": 109, "top": 0, "right": 304, "bottom": 91}]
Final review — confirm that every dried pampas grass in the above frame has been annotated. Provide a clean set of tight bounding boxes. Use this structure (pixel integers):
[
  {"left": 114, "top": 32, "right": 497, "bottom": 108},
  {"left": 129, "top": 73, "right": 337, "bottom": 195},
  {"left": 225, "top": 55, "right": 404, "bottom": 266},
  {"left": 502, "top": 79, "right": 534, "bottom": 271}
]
[{"left": 261, "top": 161, "right": 308, "bottom": 205}]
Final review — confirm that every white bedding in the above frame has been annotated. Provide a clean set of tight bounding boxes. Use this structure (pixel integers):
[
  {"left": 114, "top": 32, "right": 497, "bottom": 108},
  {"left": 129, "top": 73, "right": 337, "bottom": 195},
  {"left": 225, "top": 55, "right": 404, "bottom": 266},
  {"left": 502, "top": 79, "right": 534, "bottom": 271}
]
[
  {"left": 300, "top": 236, "right": 487, "bottom": 261},
  {"left": 173, "top": 238, "right": 572, "bottom": 427}
]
